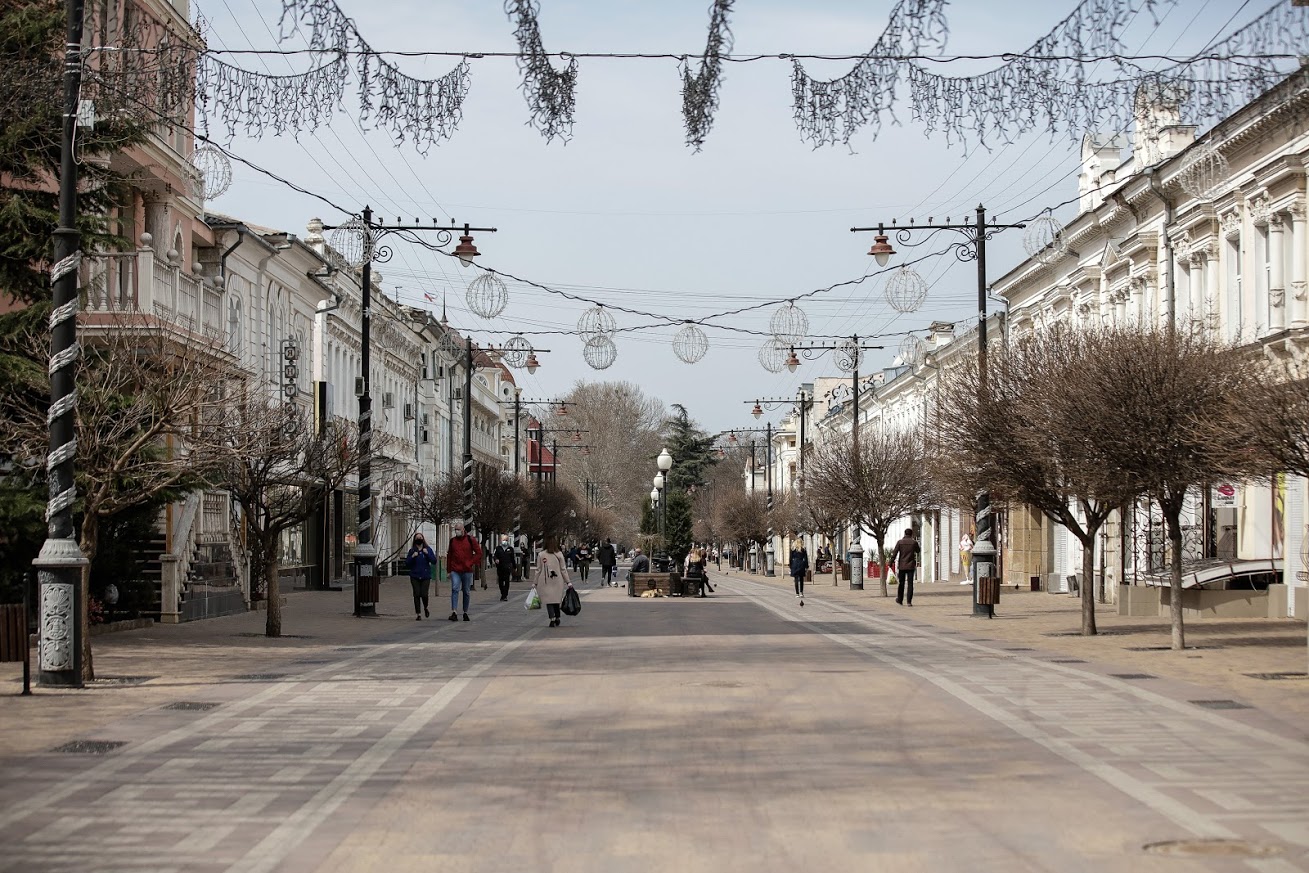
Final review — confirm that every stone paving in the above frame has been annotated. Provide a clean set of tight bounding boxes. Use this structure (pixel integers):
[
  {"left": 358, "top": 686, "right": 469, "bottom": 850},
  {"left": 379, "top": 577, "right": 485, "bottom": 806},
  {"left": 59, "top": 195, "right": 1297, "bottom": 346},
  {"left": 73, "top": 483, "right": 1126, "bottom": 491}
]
[{"left": 0, "top": 568, "right": 1306, "bottom": 872}]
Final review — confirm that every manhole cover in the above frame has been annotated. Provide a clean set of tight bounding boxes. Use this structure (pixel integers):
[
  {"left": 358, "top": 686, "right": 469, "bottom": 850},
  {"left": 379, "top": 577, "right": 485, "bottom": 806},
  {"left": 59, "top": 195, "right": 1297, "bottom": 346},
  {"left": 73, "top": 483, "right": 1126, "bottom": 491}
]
[
  {"left": 164, "top": 702, "right": 220, "bottom": 712},
  {"left": 1143, "top": 839, "right": 1281, "bottom": 858},
  {"left": 51, "top": 740, "right": 126, "bottom": 755},
  {"left": 234, "top": 673, "right": 287, "bottom": 681},
  {"left": 1190, "top": 699, "right": 1252, "bottom": 710},
  {"left": 1112, "top": 673, "right": 1157, "bottom": 680},
  {"left": 1245, "top": 672, "right": 1309, "bottom": 681}
]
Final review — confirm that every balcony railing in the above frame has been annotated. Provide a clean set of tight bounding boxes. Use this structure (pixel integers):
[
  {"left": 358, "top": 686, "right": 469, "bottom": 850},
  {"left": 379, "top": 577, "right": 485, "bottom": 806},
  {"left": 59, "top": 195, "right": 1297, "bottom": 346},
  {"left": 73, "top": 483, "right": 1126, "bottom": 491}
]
[{"left": 83, "top": 241, "right": 223, "bottom": 342}]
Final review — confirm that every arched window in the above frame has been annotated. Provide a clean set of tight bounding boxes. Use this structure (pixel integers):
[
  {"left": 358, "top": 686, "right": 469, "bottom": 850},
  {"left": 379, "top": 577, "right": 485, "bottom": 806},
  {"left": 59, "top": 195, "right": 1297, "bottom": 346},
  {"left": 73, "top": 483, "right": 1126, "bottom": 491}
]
[{"left": 227, "top": 295, "right": 243, "bottom": 355}]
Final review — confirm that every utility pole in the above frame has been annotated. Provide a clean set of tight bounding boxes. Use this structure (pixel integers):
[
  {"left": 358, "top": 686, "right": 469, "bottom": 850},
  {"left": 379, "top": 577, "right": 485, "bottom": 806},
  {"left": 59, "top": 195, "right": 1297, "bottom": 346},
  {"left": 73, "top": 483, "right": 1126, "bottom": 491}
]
[
  {"left": 35, "top": 0, "right": 88, "bottom": 686},
  {"left": 463, "top": 337, "right": 474, "bottom": 530}
]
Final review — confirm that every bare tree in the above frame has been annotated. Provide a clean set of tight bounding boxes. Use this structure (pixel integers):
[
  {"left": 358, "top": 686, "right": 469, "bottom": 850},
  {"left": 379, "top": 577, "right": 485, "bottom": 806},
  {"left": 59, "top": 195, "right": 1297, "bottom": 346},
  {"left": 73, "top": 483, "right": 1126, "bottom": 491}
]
[
  {"left": 391, "top": 472, "right": 461, "bottom": 537},
  {"left": 805, "top": 429, "right": 932, "bottom": 597},
  {"left": 203, "top": 384, "right": 362, "bottom": 637},
  {"left": 939, "top": 324, "right": 1141, "bottom": 635},
  {"left": 1, "top": 316, "right": 222, "bottom": 678},
  {"left": 1074, "top": 326, "right": 1268, "bottom": 650},
  {"left": 522, "top": 481, "right": 582, "bottom": 542},
  {"left": 471, "top": 462, "right": 523, "bottom": 543},
  {"left": 796, "top": 489, "right": 846, "bottom": 586}
]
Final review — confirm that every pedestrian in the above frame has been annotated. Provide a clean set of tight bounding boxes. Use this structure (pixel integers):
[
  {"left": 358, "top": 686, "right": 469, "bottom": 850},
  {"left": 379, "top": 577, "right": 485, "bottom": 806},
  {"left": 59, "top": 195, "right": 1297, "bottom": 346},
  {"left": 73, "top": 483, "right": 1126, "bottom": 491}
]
[
  {"left": 789, "top": 541, "right": 809, "bottom": 606},
  {"left": 576, "top": 541, "right": 593, "bottom": 581},
  {"left": 518, "top": 534, "right": 532, "bottom": 581},
  {"left": 535, "top": 535, "right": 571, "bottom": 628},
  {"left": 685, "top": 546, "right": 712, "bottom": 597},
  {"left": 597, "top": 538, "right": 617, "bottom": 587},
  {"left": 445, "top": 520, "right": 483, "bottom": 622},
  {"left": 406, "top": 532, "right": 437, "bottom": 620},
  {"left": 492, "top": 534, "right": 517, "bottom": 601},
  {"left": 469, "top": 524, "right": 488, "bottom": 590},
  {"left": 893, "top": 527, "right": 921, "bottom": 606},
  {"left": 628, "top": 546, "right": 650, "bottom": 584}
]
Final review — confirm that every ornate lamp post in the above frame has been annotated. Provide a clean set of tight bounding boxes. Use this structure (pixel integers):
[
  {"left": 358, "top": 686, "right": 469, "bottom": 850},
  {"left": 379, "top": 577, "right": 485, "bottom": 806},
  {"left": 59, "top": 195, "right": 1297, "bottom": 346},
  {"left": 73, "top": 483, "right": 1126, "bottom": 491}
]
[
  {"left": 852, "top": 207, "right": 1025, "bottom": 616},
  {"left": 656, "top": 448, "right": 673, "bottom": 567},
  {"left": 324, "top": 211, "right": 496, "bottom": 618}
]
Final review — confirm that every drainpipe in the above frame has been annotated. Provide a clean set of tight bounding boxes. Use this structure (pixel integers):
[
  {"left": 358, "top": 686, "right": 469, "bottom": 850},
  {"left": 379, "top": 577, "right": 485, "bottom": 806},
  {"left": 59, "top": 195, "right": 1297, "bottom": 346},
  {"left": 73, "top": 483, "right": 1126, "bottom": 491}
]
[
  {"left": 218, "top": 228, "right": 245, "bottom": 290},
  {"left": 1146, "top": 167, "right": 1176, "bottom": 330}
]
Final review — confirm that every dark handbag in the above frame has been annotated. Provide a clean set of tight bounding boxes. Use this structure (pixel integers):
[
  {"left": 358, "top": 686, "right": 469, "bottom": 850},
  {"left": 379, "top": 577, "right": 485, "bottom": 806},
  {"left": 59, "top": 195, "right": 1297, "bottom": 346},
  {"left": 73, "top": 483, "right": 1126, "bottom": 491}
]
[{"left": 561, "top": 584, "right": 582, "bottom": 616}]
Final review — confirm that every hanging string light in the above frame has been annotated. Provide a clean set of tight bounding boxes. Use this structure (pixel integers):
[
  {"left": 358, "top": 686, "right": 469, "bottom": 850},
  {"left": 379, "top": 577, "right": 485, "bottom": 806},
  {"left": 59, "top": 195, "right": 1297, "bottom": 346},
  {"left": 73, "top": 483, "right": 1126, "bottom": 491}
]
[
  {"left": 672, "top": 322, "right": 709, "bottom": 364},
  {"left": 583, "top": 335, "right": 618, "bottom": 370},
  {"left": 769, "top": 301, "right": 809, "bottom": 346},
  {"left": 505, "top": 0, "right": 578, "bottom": 142},
  {"left": 898, "top": 334, "right": 926, "bottom": 367},
  {"left": 466, "top": 272, "right": 509, "bottom": 319},
  {"left": 758, "top": 338, "right": 787, "bottom": 373},
  {"left": 328, "top": 217, "right": 369, "bottom": 270},
  {"left": 1177, "top": 140, "right": 1230, "bottom": 202},
  {"left": 577, "top": 305, "right": 617, "bottom": 343},
  {"left": 1023, "top": 210, "right": 1070, "bottom": 266},
  {"left": 884, "top": 266, "right": 928, "bottom": 314},
  {"left": 835, "top": 338, "right": 861, "bottom": 373},
  {"left": 190, "top": 144, "right": 232, "bottom": 200}
]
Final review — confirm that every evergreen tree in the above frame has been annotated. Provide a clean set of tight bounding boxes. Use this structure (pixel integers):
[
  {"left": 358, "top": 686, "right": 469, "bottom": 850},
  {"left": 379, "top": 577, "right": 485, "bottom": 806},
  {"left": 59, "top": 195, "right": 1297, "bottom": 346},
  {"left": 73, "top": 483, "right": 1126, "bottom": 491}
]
[{"left": 661, "top": 404, "right": 718, "bottom": 493}]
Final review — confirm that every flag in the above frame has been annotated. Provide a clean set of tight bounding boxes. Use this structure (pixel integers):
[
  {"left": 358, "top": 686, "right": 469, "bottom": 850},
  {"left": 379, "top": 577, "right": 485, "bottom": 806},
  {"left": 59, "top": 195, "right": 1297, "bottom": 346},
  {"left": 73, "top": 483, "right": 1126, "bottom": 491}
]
[{"left": 423, "top": 292, "right": 437, "bottom": 303}]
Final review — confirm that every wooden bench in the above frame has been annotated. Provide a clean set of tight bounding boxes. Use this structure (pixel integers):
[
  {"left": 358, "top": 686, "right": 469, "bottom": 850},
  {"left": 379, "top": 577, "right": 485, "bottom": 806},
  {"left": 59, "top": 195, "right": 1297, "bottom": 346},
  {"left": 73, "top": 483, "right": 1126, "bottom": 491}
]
[{"left": 627, "top": 572, "right": 706, "bottom": 598}]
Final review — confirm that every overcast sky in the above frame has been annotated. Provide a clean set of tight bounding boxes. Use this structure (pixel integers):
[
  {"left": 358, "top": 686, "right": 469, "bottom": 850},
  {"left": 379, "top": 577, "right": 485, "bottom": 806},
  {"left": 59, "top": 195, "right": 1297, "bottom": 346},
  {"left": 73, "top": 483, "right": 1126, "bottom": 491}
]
[{"left": 196, "top": 0, "right": 1272, "bottom": 435}]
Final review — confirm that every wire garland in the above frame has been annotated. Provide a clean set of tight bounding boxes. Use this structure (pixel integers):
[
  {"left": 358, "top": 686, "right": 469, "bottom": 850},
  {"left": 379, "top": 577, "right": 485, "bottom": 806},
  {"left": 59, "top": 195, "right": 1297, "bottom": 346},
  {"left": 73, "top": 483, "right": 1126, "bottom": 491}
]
[
  {"left": 680, "top": 0, "right": 735, "bottom": 152},
  {"left": 506, "top": 0, "right": 578, "bottom": 143}
]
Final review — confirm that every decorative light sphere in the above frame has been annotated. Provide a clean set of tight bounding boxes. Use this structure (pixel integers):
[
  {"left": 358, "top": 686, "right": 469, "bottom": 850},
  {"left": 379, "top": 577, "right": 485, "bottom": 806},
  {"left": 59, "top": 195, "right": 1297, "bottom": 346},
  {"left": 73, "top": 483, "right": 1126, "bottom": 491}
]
[
  {"left": 836, "top": 337, "right": 861, "bottom": 373},
  {"left": 191, "top": 144, "right": 232, "bottom": 200},
  {"left": 502, "top": 335, "right": 532, "bottom": 368},
  {"left": 1023, "top": 211, "right": 1069, "bottom": 266},
  {"left": 1177, "top": 141, "right": 1229, "bottom": 202},
  {"left": 769, "top": 301, "right": 809, "bottom": 345},
  {"left": 466, "top": 272, "right": 509, "bottom": 319},
  {"left": 329, "top": 217, "right": 369, "bottom": 269},
  {"left": 672, "top": 323, "right": 709, "bottom": 364},
  {"left": 582, "top": 334, "right": 617, "bottom": 370},
  {"left": 758, "top": 338, "right": 787, "bottom": 373},
  {"left": 884, "top": 265, "right": 928, "bottom": 314},
  {"left": 898, "top": 334, "right": 927, "bottom": 367},
  {"left": 577, "top": 305, "right": 617, "bottom": 342}
]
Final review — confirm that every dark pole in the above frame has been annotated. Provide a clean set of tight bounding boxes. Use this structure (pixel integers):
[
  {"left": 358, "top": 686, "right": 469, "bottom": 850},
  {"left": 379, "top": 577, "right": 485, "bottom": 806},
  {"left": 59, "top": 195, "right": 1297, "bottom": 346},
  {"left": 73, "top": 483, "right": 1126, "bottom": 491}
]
[
  {"left": 513, "top": 391, "right": 521, "bottom": 548},
  {"left": 35, "top": 0, "right": 88, "bottom": 685},
  {"left": 972, "top": 204, "right": 995, "bottom": 617},
  {"left": 463, "top": 337, "right": 473, "bottom": 530},
  {"left": 551, "top": 440, "right": 557, "bottom": 485},
  {"left": 798, "top": 390, "right": 807, "bottom": 482},
  {"left": 765, "top": 422, "right": 775, "bottom": 576},
  {"left": 353, "top": 207, "right": 378, "bottom": 618}
]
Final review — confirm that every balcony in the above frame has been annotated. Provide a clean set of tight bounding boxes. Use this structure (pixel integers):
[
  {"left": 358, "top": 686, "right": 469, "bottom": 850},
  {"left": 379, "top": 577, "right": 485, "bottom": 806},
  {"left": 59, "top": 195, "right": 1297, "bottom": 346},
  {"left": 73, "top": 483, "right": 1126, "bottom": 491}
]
[{"left": 82, "top": 238, "right": 225, "bottom": 346}]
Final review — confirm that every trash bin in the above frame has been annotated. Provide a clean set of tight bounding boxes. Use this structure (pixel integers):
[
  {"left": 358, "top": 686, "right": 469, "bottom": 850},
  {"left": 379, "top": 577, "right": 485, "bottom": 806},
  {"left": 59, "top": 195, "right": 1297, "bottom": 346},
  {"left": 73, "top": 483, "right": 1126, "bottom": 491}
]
[{"left": 978, "top": 577, "right": 1001, "bottom": 605}]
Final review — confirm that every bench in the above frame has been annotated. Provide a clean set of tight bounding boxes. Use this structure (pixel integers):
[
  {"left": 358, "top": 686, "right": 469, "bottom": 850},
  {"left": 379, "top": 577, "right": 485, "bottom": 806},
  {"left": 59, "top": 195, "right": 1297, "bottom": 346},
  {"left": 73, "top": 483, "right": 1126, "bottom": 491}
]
[{"left": 627, "top": 572, "right": 705, "bottom": 598}]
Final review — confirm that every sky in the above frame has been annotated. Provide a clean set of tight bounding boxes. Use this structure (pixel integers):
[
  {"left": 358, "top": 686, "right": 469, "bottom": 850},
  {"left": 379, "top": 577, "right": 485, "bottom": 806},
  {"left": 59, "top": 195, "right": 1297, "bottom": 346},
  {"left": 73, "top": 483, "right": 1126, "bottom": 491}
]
[{"left": 194, "top": 0, "right": 1278, "bottom": 435}]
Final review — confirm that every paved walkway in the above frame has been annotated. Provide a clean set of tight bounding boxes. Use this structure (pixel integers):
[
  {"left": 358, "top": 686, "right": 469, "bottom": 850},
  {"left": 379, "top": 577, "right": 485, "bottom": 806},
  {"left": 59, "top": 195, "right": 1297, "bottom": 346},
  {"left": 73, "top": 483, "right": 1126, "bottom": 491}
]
[{"left": 1, "top": 567, "right": 1306, "bottom": 872}]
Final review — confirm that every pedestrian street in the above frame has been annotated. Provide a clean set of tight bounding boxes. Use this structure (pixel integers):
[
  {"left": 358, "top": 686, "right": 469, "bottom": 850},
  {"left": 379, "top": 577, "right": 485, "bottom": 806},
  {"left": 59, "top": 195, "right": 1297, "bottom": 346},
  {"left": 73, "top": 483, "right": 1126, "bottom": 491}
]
[{"left": 1, "top": 569, "right": 1307, "bottom": 873}]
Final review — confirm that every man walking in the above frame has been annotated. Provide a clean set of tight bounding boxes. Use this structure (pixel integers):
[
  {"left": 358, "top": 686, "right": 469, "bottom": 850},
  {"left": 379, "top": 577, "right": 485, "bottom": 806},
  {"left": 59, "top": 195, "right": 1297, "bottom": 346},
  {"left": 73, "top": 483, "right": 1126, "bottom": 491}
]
[
  {"left": 446, "top": 521, "right": 483, "bottom": 621},
  {"left": 893, "top": 528, "right": 921, "bottom": 606},
  {"left": 492, "top": 534, "right": 517, "bottom": 601},
  {"left": 597, "top": 538, "right": 618, "bottom": 587}
]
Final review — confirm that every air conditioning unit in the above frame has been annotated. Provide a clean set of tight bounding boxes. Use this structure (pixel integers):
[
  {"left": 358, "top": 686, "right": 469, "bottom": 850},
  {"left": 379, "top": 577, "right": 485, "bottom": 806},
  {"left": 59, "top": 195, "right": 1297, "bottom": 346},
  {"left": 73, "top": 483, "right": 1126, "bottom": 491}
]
[
  {"left": 403, "top": 403, "right": 415, "bottom": 421},
  {"left": 382, "top": 392, "right": 394, "bottom": 409},
  {"left": 354, "top": 376, "right": 365, "bottom": 397}
]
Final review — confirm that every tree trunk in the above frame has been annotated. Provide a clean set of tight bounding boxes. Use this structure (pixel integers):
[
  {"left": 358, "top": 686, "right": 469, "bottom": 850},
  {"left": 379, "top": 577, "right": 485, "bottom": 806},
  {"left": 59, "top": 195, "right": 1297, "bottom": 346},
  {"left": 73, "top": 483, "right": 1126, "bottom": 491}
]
[
  {"left": 265, "top": 553, "right": 281, "bottom": 638},
  {"left": 1166, "top": 510, "right": 1186, "bottom": 651},
  {"left": 1078, "top": 535, "right": 1097, "bottom": 637},
  {"left": 78, "top": 514, "right": 101, "bottom": 682},
  {"left": 874, "top": 533, "right": 888, "bottom": 598}
]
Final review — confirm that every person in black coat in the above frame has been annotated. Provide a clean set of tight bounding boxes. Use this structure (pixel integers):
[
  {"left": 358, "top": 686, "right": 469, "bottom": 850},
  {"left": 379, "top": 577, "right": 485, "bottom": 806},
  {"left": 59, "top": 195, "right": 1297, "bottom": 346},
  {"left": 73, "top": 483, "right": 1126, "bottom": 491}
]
[
  {"left": 788, "top": 542, "right": 809, "bottom": 605},
  {"left": 492, "top": 535, "right": 517, "bottom": 601}
]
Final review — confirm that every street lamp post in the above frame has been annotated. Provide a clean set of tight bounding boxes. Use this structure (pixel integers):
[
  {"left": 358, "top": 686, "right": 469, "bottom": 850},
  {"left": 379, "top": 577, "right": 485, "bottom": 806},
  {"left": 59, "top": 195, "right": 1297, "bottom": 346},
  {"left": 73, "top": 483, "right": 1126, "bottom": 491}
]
[
  {"left": 35, "top": 0, "right": 89, "bottom": 686},
  {"left": 657, "top": 448, "right": 673, "bottom": 566},
  {"left": 852, "top": 206, "right": 1024, "bottom": 616},
  {"left": 322, "top": 212, "right": 496, "bottom": 618}
]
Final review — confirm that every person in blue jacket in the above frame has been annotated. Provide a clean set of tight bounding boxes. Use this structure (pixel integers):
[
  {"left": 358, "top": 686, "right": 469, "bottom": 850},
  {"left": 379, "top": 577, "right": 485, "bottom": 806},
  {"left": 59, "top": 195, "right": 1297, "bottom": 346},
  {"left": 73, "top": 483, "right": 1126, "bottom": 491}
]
[{"left": 406, "top": 532, "right": 437, "bottom": 620}]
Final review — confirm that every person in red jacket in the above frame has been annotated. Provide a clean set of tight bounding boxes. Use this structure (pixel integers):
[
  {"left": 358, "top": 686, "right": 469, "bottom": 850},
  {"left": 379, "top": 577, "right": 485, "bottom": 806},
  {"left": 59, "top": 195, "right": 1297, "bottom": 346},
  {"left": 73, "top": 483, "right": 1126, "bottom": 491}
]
[{"left": 446, "top": 520, "right": 484, "bottom": 622}]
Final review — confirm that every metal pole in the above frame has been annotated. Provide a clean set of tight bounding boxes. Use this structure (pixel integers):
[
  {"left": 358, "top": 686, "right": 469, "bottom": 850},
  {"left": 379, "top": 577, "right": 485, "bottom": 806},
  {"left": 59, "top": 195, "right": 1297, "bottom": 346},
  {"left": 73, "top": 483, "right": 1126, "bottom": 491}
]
[
  {"left": 512, "top": 392, "right": 520, "bottom": 549},
  {"left": 798, "top": 390, "right": 807, "bottom": 482},
  {"left": 972, "top": 204, "right": 995, "bottom": 618},
  {"left": 463, "top": 337, "right": 473, "bottom": 529},
  {"left": 35, "top": 0, "right": 88, "bottom": 686},
  {"left": 354, "top": 206, "right": 377, "bottom": 617},
  {"left": 551, "top": 440, "right": 557, "bottom": 485},
  {"left": 765, "top": 422, "right": 775, "bottom": 576}
]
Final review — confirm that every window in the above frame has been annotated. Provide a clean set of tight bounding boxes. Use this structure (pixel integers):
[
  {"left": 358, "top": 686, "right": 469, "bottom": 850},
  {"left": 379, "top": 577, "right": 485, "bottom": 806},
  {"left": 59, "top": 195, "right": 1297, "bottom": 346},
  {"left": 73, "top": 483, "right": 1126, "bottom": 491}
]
[
  {"left": 227, "top": 295, "right": 243, "bottom": 354},
  {"left": 1225, "top": 234, "right": 1242, "bottom": 342}
]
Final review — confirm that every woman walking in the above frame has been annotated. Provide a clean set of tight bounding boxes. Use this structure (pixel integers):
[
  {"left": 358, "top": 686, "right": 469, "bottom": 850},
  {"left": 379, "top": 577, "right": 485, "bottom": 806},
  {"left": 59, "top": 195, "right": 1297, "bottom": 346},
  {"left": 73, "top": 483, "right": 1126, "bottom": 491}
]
[
  {"left": 789, "top": 541, "right": 809, "bottom": 607},
  {"left": 535, "top": 536, "right": 571, "bottom": 628},
  {"left": 406, "top": 532, "right": 437, "bottom": 620}
]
